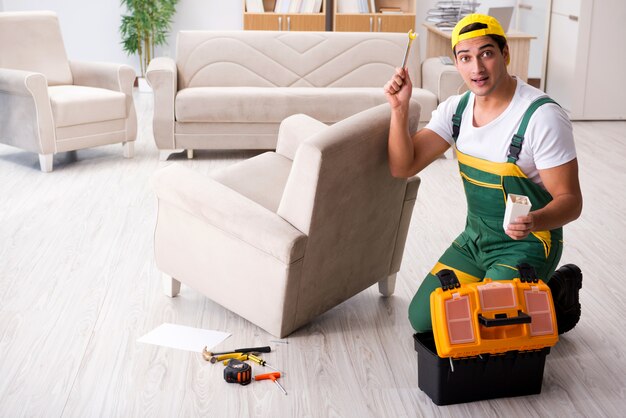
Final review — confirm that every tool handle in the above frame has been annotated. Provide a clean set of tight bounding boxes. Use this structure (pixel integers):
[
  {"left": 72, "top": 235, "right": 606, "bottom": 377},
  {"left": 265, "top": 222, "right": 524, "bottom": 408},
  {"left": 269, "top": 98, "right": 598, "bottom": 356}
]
[
  {"left": 255, "top": 372, "right": 281, "bottom": 381},
  {"left": 478, "top": 310, "right": 532, "bottom": 327},
  {"left": 236, "top": 346, "right": 271, "bottom": 354}
]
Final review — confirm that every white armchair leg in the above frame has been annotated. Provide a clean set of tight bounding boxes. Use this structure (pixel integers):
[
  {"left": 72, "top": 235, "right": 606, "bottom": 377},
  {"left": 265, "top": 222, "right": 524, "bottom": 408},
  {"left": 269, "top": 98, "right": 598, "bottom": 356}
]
[
  {"left": 378, "top": 274, "right": 397, "bottom": 297},
  {"left": 123, "top": 141, "right": 134, "bottom": 158},
  {"left": 159, "top": 149, "right": 184, "bottom": 161},
  {"left": 187, "top": 149, "right": 194, "bottom": 159},
  {"left": 38, "top": 154, "right": 53, "bottom": 172},
  {"left": 162, "top": 273, "right": 181, "bottom": 297}
]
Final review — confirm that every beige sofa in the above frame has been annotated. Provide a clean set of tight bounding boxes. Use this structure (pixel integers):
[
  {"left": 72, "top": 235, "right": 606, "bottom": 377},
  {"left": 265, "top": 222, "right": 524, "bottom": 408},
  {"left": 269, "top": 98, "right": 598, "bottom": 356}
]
[
  {"left": 0, "top": 11, "right": 137, "bottom": 172},
  {"left": 146, "top": 30, "right": 461, "bottom": 160},
  {"left": 152, "top": 101, "right": 421, "bottom": 337}
]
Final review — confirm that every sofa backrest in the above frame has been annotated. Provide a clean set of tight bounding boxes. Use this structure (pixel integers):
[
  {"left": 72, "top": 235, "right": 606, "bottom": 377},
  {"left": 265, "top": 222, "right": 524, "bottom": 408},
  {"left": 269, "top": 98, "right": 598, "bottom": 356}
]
[
  {"left": 0, "top": 11, "right": 73, "bottom": 86},
  {"left": 175, "top": 31, "right": 420, "bottom": 90},
  {"left": 276, "top": 101, "right": 421, "bottom": 327}
]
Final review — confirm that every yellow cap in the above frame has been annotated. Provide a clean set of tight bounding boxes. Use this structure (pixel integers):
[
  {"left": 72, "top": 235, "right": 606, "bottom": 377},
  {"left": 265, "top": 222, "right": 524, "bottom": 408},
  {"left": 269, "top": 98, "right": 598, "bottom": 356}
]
[{"left": 451, "top": 13, "right": 507, "bottom": 51}]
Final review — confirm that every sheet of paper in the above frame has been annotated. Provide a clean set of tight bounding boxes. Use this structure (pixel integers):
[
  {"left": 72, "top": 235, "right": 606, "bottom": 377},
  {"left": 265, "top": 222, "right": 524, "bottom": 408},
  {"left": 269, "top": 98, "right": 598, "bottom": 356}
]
[{"left": 137, "top": 323, "right": 230, "bottom": 353}]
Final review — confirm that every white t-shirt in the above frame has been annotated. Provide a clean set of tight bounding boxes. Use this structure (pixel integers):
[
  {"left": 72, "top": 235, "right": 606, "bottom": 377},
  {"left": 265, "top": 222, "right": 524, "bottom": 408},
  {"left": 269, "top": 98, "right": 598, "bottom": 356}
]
[{"left": 425, "top": 78, "right": 576, "bottom": 188}]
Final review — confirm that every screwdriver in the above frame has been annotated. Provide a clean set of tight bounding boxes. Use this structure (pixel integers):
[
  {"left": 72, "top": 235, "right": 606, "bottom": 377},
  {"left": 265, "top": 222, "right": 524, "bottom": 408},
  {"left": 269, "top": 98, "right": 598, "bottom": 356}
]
[
  {"left": 203, "top": 345, "right": 271, "bottom": 357},
  {"left": 248, "top": 353, "right": 281, "bottom": 373},
  {"left": 255, "top": 372, "right": 287, "bottom": 395}
]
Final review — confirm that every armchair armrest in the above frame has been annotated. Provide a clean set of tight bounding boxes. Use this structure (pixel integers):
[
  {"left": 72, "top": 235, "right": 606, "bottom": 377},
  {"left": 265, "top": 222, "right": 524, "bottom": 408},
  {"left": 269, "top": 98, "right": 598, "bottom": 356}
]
[
  {"left": 421, "top": 57, "right": 466, "bottom": 103},
  {"left": 69, "top": 61, "right": 135, "bottom": 94},
  {"left": 146, "top": 57, "right": 177, "bottom": 150},
  {"left": 0, "top": 68, "right": 55, "bottom": 154},
  {"left": 276, "top": 114, "right": 328, "bottom": 161},
  {"left": 153, "top": 163, "right": 307, "bottom": 264}
]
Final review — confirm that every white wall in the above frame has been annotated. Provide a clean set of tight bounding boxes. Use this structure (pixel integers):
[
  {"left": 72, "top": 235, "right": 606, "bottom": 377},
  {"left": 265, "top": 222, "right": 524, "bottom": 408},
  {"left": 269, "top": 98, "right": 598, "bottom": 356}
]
[{"left": 2, "top": 0, "right": 243, "bottom": 74}]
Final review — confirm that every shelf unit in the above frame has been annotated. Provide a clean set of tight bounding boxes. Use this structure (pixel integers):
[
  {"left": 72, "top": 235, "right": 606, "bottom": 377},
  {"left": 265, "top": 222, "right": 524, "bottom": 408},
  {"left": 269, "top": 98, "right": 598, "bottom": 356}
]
[
  {"left": 243, "top": 0, "right": 327, "bottom": 31},
  {"left": 334, "top": 0, "right": 416, "bottom": 33}
]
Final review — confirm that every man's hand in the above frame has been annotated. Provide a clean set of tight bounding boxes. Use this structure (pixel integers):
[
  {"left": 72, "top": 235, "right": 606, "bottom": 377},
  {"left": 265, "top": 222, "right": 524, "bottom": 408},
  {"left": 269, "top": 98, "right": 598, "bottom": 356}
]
[
  {"left": 384, "top": 67, "right": 412, "bottom": 110},
  {"left": 505, "top": 214, "right": 534, "bottom": 240}
]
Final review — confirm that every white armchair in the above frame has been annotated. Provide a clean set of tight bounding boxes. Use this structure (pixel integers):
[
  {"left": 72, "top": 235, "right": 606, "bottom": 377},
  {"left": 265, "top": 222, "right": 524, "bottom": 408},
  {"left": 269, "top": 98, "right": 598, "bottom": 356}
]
[
  {"left": 0, "top": 11, "right": 137, "bottom": 172},
  {"left": 152, "top": 102, "right": 422, "bottom": 337}
]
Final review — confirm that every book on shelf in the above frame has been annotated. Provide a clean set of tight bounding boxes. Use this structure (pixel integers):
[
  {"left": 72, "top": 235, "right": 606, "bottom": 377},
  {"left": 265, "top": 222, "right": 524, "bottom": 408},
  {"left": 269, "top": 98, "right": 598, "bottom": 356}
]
[
  {"left": 246, "top": 0, "right": 265, "bottom": 13},
  {"left": 369, "top": 0, "right": 376, "bottom": 13},
  {"left": 338, "top": 0, "right": 361, "bottom": 13},
  {"left": 300, "top": 0, "right": 323, "bottom": 13},
  {"left": 379, "top": 7, "right": 403, "bottom": 14},
  {"left": 274, "top": 0, "right": 291, "bottom": 13}
]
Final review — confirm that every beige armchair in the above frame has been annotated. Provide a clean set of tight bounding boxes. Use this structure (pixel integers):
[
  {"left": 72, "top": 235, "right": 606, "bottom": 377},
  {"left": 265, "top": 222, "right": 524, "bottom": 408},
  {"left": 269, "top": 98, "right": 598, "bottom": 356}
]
[
  {"left": 152, "top": 102, "right": 421, "bottom": 337},
  {"left": 0, "top": 11, "right": 137, "bottom": 172}
]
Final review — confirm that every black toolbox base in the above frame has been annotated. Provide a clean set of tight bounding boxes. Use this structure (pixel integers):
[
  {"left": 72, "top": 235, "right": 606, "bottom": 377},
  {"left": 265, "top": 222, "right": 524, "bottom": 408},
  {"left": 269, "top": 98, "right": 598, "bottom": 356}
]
[{"left": 414, "top": 332, "right": 550, "bottom": 406}]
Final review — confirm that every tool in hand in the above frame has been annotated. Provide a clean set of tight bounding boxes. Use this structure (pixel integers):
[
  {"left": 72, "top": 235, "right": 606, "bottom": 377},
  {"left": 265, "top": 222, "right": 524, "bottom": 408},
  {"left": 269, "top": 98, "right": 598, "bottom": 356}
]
[
  {"left": 401, "top": 29, "right": 417, "bottom": 69},
  {"left": 203, "top": 345, "right": 271, "bottom": 359},
  {"left": 223, "top": 359, "right": 252, "bottom": 385},
  {"left": 255, "top": 372, "right": 287, "bottom": 395},
  {"left": 248, "top": 353, "right": 282, "bottom": 373}
]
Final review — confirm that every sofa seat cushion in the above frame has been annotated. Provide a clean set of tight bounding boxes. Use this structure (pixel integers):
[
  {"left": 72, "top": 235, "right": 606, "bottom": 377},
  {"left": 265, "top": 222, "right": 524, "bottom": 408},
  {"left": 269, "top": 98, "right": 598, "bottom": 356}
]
[
  {"left": 175, "top": 87, "right": 436, "bottom": 124},
  {"left": 210, "top": 152, "right": 293, "bottom": 213},
  {"left": 48, "top": 85, "right": 126, "bottom": 128}
]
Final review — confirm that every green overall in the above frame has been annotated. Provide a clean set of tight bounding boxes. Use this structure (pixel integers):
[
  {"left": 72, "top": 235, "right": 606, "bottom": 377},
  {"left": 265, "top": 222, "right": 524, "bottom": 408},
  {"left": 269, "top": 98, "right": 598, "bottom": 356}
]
[{"left": 408, "top": 92, "right": 563, "bottom": 333}]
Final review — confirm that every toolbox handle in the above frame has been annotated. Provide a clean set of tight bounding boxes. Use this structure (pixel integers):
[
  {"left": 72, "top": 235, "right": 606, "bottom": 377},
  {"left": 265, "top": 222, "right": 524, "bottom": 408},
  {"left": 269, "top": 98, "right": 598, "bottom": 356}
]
[{"left": 478, "top": 310, "right": 531, "bottom": 327}]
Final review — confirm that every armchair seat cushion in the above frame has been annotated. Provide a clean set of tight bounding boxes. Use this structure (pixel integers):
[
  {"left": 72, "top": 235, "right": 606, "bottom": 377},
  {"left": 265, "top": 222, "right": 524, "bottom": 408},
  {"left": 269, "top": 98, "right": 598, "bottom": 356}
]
[
  {"left": 210, "top": 152, "right": 293, "bottom": 213},
  {"left": 48, "top": 85, "right": 127, "bottom": 127},
  {"left": 175, "top": 87, "right": 437, "bottom": 124}
]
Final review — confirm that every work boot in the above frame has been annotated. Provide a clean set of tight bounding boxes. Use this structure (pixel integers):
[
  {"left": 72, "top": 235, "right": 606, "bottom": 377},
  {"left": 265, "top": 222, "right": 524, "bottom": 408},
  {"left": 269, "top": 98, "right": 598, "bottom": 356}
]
[{"left": 548, "top": 264, "right": 583, "bottom": 334}]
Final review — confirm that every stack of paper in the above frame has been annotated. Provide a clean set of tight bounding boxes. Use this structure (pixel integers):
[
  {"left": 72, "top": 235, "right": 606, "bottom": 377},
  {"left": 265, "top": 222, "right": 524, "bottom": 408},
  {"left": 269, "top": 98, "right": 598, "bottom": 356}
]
[{"left": 426, "top": 1, "right": 480, "bottom": 29}]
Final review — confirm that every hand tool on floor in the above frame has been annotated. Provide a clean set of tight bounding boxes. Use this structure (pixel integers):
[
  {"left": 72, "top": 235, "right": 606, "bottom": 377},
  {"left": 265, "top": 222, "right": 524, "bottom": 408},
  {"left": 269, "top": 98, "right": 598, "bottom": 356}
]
[
  {"left": 223, "top": 359, "right": 252, "bottom": 385},
  {"left": 211, "top": 352, "right": 245, "bottom": 364},
  {"left": 248, "top": 353, "right": 281, "bottom": 373},
  {"left": 401, "top": 29, "right": 417, "bottom": 69},
  {"left": 255, "top": 372, "right": 287, "bottom": 395},
  {"left": 203, "top": 345, "right": 271, "bottom": 358}
]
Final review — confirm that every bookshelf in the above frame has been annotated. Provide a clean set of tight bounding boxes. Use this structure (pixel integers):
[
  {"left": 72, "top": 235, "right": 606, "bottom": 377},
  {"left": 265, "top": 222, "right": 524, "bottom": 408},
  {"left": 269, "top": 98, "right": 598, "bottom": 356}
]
[
  {"left": 243, "top": 0, "right": 327, "bottom": 31},
  {"left": 334, "top": 0, "right": 416, "bottom": 33}
]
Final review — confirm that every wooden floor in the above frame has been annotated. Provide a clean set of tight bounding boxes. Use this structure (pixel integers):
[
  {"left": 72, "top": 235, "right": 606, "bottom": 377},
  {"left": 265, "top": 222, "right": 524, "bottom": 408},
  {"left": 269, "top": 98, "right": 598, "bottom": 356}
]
[{"left": 1, "top": 91, "right": 625, "bottom": 417}]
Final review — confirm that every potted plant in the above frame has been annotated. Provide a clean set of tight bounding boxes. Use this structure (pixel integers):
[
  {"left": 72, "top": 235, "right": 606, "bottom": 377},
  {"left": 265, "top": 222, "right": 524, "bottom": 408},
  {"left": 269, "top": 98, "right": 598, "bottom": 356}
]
[{"left": 120, "top": 0, "right": 178, "bottom": 91}]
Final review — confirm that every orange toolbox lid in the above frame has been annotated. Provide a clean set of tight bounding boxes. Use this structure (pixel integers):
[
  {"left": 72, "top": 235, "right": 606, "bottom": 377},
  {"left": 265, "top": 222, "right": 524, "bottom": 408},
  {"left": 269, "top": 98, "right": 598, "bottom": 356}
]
[{"left": 430, "top": 265, "right": 558, "bottom": 359}]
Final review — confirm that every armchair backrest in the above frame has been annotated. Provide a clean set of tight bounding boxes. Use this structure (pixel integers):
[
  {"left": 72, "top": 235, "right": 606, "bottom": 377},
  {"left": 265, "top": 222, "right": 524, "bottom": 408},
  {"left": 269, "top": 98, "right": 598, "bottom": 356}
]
[
  {"left": 0, "top": 11, "right": 73, "bottom": 86},
  {"left": 277, "top": 102, "right": 421, "bottom": 326},
  {"left": 175, "top": 31, "right": 420, "bottom": 90}
]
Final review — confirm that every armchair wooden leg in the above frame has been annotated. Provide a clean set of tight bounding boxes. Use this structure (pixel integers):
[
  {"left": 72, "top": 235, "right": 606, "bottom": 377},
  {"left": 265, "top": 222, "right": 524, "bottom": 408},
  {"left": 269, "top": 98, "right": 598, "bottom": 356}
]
[
  {"left": 38, "top": 154, "right": 53, "bottom": 172},
  {"left": 378, "top": 273, "right": 397, "bottom": 297},
  {"left": 123, "top": 141, "right": 134, "bottom": 158},
  {"left": 187, "top": 149, "right": 194, "bottom": 159},
  {"left": 162, "top": 273, "right": 181, "bottom": 297}
]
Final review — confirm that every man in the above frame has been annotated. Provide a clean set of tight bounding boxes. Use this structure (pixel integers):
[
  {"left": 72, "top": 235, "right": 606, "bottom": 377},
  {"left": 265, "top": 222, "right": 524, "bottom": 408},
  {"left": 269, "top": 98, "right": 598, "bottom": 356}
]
[{"left": 384, "top": 14, "right": 583, "bottom": 334}]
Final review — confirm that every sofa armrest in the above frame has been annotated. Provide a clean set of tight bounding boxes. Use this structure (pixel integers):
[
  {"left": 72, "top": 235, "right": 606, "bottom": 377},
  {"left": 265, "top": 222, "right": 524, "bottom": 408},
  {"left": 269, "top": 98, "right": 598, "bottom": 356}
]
[
  {"left": 276, "top": 114, "right": 328, "bottom": 160},
  {"left": 0, "top": 68, "right": 55, "bottom": 154},
  {"left": 152, "top": 163, "right": 307, "bottom": 264},
  {"left": 146, "top": 57, "right": 177, "bottom": 150},
  {"left": 389, "top": 175, "right": 421, "bottom": 273},
  {"left": 421, "top": 57, "right": 467, "bottom": 103}
]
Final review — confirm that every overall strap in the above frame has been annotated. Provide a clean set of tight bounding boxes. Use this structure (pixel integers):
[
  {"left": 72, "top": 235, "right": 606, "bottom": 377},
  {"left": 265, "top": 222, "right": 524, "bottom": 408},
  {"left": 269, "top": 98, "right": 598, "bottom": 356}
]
[
  {"left": 507, "top": 97, "right": 558, "bottom": 163},
  {"left": 451, "top": 91, "right": 471, "bottom": 143}
]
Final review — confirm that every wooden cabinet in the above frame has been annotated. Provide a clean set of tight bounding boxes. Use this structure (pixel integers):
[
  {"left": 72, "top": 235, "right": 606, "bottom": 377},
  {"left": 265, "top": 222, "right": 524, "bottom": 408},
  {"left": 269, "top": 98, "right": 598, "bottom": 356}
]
[
  {"left": 334, "top": 0, "right": 416, "bottom": 33},
  {"left": 243, "top": 0, "right": 327, "bottom": 31}
]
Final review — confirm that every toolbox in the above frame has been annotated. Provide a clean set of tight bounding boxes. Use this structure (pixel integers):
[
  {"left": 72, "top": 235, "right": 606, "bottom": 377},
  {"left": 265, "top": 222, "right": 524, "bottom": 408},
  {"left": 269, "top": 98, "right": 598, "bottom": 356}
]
[{"left": 414, "top": 265, "right": 557, "bottom": 405}]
